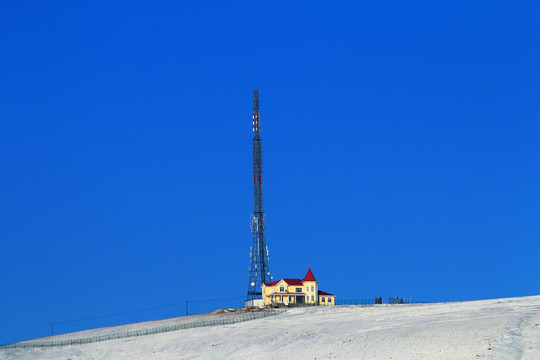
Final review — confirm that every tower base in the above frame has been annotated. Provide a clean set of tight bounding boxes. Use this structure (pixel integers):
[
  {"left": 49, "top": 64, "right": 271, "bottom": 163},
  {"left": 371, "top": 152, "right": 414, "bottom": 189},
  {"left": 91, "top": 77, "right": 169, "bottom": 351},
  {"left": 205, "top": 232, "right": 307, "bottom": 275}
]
[{"left": 244, "top": 299, "right": 264, "bottom": 308}]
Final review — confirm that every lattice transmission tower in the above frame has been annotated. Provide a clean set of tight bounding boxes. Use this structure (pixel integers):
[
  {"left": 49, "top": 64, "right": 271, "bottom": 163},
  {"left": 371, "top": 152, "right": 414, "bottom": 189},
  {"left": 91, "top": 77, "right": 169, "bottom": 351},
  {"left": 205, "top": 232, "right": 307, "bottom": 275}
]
[{"left": 246, "top": 89, "right": 271, "bottom": 300}]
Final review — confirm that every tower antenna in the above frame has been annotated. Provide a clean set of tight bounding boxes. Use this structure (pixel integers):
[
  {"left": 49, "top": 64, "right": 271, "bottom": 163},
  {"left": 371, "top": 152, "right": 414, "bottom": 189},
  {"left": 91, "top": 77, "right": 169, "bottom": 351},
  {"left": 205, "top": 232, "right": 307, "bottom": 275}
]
[{"left": 247, "top": 89, "right": 271, "bottom": 301}]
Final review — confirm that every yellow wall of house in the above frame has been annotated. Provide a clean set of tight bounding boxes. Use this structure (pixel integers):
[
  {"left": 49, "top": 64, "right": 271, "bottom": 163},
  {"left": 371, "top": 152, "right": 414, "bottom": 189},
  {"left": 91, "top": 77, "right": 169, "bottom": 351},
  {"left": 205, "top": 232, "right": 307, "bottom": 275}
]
[
  {"left": 262, "top": 282, "right": 280, "bottom": 305},
  {"left": 286, "top": 283, "right": 304, "bottom": 294},
  {"left": 318, "top": 295, "right": 335, "bottom": 306},
  {"left": 303, "top": 281, "right": 318, "bottom": 304}
]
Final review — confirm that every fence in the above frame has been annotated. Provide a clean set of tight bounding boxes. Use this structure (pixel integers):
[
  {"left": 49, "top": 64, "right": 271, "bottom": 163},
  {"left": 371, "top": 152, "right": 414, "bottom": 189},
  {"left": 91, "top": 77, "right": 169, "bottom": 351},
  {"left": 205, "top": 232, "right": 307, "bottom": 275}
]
[
  {"left": 336, "top": 297, "right": 420, "bottom": 305},
  {"left": 0, "top": 309, "right": 287, "bottom": 350},
  {"left": 1, "top": 295, "right": 246, "bottom": 346}
]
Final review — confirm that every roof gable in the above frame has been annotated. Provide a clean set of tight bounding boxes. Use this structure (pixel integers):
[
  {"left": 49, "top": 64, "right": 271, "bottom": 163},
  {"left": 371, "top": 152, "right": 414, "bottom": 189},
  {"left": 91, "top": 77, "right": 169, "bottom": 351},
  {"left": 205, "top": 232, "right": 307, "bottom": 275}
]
[
  {"left": 264, "top": 278, "right": 304, "bottom": 287},
  {"left": 282, "top": 278, "right": 304, "bottom": 286}
]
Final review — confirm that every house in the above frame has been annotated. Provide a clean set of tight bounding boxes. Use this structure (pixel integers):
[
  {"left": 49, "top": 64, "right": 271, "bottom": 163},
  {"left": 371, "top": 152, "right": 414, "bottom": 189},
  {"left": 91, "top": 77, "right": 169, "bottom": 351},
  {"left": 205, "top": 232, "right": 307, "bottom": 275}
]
[{"left": 262, "top": 268, "right": 335, "bottom": 306}]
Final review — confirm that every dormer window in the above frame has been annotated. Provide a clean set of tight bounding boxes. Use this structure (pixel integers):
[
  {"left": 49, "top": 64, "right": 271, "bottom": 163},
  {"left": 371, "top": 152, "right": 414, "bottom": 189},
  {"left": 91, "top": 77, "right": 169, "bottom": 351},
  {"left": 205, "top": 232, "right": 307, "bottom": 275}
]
[{"left": 279, "top": 285, "right": 285, "bottom": 292}]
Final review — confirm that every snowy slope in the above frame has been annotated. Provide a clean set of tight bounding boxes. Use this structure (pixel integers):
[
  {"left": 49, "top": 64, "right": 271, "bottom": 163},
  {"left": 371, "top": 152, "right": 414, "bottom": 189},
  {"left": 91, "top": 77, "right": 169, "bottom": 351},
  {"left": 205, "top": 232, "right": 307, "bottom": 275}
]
[{"left": 2, "top": 295, "right": 539, "bottom": 360}]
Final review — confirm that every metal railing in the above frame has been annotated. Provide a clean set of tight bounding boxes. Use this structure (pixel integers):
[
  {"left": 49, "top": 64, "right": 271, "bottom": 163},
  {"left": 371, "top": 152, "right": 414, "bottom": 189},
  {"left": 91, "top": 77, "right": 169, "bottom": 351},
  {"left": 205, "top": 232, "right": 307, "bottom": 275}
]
[
  {"left": 336, "top": 298, "right": 421, "bottom": 305},
  {"left": 1, "top": 309, "right": 287, "bottom": 350}
]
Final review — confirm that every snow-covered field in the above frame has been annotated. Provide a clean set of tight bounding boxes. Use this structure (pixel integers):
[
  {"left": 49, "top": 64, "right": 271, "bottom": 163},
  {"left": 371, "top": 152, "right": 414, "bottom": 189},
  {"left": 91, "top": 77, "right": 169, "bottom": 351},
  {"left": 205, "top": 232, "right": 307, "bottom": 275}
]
[{"left": 2, "top": 295, "right": 539, "bottom": 359}]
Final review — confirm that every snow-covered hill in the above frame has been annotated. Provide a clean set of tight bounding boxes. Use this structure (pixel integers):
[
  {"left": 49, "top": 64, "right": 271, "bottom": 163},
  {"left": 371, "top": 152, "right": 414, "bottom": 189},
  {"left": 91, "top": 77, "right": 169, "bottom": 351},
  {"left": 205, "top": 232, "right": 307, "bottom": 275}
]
[{"left": 2, "top": 295, "right": 539, "bottom": 359}]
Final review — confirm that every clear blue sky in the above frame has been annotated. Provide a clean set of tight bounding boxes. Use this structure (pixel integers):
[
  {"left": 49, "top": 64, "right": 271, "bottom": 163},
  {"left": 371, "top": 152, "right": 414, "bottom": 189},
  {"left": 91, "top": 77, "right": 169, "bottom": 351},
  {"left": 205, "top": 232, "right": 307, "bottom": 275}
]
[{"left": 1, "top": 1, "right": 539, "bottom": 343}]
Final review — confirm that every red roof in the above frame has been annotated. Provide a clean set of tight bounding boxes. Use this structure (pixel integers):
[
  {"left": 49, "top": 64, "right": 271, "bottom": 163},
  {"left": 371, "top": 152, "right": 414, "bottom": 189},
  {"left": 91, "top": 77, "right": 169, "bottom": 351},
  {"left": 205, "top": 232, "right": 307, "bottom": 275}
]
[
  {"left": 264, "top": 278, "right": 304, "bottom": 286},
  {"left": 283, "top": 278, "right": 304, "bottom": 285},
  {"left": 263, "top": 268, "right": 318, "bottom": 286},
  {"left": 318, "top": 290, "right": 335, "bottom": 296},
  {"left": 304, "top": 267, "right": 316, "bottom": 281}
]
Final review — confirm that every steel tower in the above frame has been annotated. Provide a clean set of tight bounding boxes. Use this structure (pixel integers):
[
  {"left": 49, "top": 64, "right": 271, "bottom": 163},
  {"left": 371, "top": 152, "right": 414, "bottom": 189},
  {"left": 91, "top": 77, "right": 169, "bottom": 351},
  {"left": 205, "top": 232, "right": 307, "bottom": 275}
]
[{"left": 247, "top": 89, "right": 271, "bottom": 300}]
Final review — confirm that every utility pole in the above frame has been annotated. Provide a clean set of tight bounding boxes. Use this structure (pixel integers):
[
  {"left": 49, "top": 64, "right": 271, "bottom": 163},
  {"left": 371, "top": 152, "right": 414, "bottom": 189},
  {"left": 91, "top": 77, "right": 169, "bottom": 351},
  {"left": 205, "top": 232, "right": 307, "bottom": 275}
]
[{"left": 246, "top": 89, "right": 271, "bottom": 301}]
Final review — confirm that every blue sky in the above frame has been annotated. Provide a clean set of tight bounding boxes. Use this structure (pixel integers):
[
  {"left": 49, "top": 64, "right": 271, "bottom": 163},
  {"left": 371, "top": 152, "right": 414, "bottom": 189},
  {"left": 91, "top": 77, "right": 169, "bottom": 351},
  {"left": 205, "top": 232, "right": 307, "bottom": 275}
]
[{"left": 1, "top": 1, "right": 539, "bottom": 343}]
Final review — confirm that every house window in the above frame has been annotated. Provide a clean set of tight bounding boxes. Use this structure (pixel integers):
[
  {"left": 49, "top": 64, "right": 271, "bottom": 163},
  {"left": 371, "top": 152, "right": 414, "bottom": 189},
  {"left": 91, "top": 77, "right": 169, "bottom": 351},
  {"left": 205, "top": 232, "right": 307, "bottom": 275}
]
[
  {"left": 311, "top": 295, "right": 314, "bottom": 301},
  {"left": 295, "top": 287, "right": 302, "bottom": 293},
  {"left": 322, "top": 297, "right": 326, "bottom": 303},
  {"left": 311, "top": 285, "right": 314, "bottom": 292},
  {"left": 280, "top": 285, "right": 284, "bottom": 292},
  {"left": 305, "top": 287, "right": 309, "bottom": 292}
]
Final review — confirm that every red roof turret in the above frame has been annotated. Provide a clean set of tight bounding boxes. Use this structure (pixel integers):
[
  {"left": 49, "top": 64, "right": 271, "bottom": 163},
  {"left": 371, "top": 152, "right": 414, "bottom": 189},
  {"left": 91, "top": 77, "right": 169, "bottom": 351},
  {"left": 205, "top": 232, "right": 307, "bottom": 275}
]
[{"left": 304, "top": 267, "right": 316, "bottom": 282}]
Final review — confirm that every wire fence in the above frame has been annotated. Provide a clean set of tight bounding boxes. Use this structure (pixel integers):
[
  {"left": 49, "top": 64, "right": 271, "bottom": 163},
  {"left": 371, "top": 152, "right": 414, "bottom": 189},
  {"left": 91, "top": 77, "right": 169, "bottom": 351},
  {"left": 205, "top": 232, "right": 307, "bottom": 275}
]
[
  {"left": 1, "top": 296, "right": 246, "bottom": 346},
  {"left": 0, "top": 309, "right": 287, "bottom": 350},
  {"left": 336, "top": 297, "right": 422, "bottom": 305}
]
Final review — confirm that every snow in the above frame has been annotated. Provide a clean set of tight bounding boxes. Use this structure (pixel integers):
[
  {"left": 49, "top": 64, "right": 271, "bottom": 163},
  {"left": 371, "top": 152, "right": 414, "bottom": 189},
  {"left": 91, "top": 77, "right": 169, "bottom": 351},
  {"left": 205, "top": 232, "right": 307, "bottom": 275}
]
[{"left": 1, "top": 295, "right": 539, "bottom": 359}]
